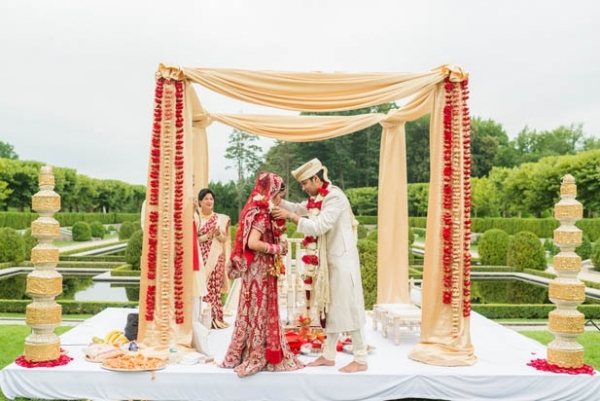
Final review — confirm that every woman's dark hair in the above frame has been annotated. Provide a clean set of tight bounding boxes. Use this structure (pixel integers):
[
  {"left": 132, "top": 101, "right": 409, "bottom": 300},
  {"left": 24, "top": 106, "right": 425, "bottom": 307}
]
[
  {"left": 279, "top": 182, "right": 286, "bottom": 192},
  {"left": 198, "top": 188, "right": 216, "bottom": 202}
]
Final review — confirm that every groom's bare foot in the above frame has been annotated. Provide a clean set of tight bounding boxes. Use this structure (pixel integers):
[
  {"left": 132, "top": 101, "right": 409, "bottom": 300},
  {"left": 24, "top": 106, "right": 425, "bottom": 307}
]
[
  {"left": 339, "top": 361, "right": 368, "bottom": 373},
  {"left": 307, "top": 356, "right": 335, "bottom": 367}
]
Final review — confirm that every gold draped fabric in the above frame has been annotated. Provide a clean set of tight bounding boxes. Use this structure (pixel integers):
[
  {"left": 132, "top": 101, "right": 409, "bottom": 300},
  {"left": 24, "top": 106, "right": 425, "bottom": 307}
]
[{"left": 138, "top": 63, "right": 476, "bottom": 365}]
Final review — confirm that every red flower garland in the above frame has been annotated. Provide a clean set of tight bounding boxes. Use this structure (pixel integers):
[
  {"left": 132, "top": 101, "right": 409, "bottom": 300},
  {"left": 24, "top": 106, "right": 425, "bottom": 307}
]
[
  {"left": 270, "top": 216, "right": 287, "bottom": 277},
  {"left": 301, "top": 182, "right": 330, "bottom": 315},
  {"left": 173, "top": 80, "right": 185, "bottom": 324},
  {"left": 441, "top": 76, "right": 473, "bottom": 335},
  {"left": 144, "top": 77, "right": 165, "bottom": 322},
  {"left": 461, "top": 79, "right": 473, "bottom": 317}
]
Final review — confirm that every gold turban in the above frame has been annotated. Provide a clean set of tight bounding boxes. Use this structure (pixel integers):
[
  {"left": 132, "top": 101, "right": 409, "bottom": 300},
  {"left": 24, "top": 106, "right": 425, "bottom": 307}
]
[{"left": 291, "top": 158, "right": 330, "bottom": 183}]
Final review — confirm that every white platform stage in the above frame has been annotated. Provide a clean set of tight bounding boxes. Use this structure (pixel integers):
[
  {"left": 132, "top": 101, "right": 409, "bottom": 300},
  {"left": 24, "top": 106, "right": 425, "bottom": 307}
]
[{"left": 1, "top": 307, "right": 599, "bottom": 401}]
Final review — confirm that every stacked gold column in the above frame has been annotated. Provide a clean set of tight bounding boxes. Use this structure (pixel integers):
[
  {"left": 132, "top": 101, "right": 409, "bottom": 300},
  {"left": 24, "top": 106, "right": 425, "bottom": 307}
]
[
  {"left": 25, "top": 165, "right": 63, "bottom": 362},
  {"left": 547, "top": 174, "right": 585, "bottom": 368}
]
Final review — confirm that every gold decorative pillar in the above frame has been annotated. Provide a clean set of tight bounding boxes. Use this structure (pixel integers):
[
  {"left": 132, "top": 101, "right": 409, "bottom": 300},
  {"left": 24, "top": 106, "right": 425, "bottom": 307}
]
[
  {"left": 547, "top": 174, "right": 585, "bottom": 368},
  {"left": 25, "top": 165, "right": 63, "bottom": 362}
]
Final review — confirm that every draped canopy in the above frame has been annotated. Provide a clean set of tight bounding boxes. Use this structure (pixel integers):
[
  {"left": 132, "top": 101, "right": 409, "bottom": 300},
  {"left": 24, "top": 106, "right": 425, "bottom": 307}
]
[{"left": 138, "top": 63, "right": 476, "bottom": 366}]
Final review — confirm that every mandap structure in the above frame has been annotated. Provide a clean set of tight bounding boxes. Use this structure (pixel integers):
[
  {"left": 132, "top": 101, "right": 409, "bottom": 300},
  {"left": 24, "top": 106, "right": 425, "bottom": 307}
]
[{"left": 137, "top": 63, "right": 476, "bottom": 366}]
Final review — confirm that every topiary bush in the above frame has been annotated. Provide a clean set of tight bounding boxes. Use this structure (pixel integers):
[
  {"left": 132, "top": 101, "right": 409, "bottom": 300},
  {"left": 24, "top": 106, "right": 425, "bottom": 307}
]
[
  {"left": 543, "top": 238, "right": 560, "bottom": 256},
  {"left": 366, "top": 228, "right": 378, "bottom": 243},
  {"left": 507, "top": 231, "right": 547, "bottom": 271},
  {"left": 363, "top": 227, "right": 415, "bottom": 265},
  {"left": 22, "top": 228, "right": 38, "bottom": 261},
  {"left": 356, "top": 224, "right": 367, "bottom": 240},
  {"left": 125, "top": 230, "right": 144, "bottom": 270},
  {"left": 358, "top": 239, "right": 377, "bottom": 310},
  {"left": 478, "top": 229, "right": 510, "bottom": 266},
  {"left": 591, "top": 239, "right": 600, "bottom": 271},
  {"left": 0, "top": 227, "right": 26, "bottom": 264},
  {"left": 118, "top": 221, "right": 137, "bottom": 240},
  {"left": 71, "top": 221, "right": 92, "bottom": 242},
  {"left": 575, "top": 235, "right": 593, "bottom": 260},
  {"left": 90, "top": 221, "right": 106, "bottom": 239}
]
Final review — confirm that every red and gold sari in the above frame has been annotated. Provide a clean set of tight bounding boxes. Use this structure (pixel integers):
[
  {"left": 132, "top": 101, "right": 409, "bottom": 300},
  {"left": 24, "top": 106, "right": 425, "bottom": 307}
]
[{"left": 221, "top": 172, "right": 304, "bottom": 377}]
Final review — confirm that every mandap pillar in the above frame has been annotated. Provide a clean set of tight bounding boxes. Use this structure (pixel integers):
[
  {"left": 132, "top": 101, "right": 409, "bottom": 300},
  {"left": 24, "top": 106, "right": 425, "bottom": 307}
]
[
  {"left": 25, "top": 165, "right": 63, "bottom": 362},
  {"left": 547, "top": 174, "right": 585, "bottom": 368}
]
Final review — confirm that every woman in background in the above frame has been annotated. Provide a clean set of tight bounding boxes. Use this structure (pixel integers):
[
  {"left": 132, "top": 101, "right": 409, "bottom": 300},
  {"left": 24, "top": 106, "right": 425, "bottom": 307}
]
[
  {"left": 220, "top": 172, "right": 304, "bottom": 377},
  {"left": 195, "top": 188, "right": 231, "bottom": 329}
]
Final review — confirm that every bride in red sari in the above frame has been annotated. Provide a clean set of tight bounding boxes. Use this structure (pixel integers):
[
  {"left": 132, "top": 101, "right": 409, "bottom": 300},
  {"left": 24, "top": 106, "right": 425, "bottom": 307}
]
[{"left": 220, "top": 172, "right": 305, "bottom": 377}]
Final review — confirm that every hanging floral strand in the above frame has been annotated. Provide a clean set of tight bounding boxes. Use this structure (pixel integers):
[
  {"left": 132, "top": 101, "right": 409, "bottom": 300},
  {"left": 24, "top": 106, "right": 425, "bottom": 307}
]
[
  {"left": 441, "top": 76, "right": 473, "bottom": 336},
  {"left": 270, "top": 217, "right": 287, "bottom": 277},
  {"left": 173, "top": 80, "right": 185, "bottom": 324},
  {"left": 158, "top": 82, "right": 174, "bottom": 343},
  {"left": 300, "top": 183, "right": 329, "bottom": 321},
  {"left": 461, "top": 79, "right": 473, "bottom": 318},
  {"left": 144, "top": 76, "right": 164, "bottom": 322}
]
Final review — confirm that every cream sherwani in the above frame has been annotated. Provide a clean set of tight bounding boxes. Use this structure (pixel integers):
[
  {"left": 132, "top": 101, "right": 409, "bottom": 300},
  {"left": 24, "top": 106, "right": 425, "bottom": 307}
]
[{"left": 280, "top": 186, "right": 366, "bottom": 333}]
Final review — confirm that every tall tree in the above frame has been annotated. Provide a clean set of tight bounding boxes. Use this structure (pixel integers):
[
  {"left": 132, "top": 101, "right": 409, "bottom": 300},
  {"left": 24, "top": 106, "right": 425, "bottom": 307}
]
[
  {"left": 209, "top": 180, "right": 240, "bottom": 224},
  {"left": 470, "top": 117, "right": 508, "bottom": 178},
  {"left": 2, "top": 159, "right": 42, "bottom": 211},
  {"left": 405, "top": 115, "right": 431, "bottom": 183},
  {"left": 72, "top": 175, "right": 99, "bottom": 212},
  {"left": 0, "top": 141, "right": 18, "bottom": 160},
  {"left": 224, "top": 129, "right": 264, "bottom": 213}
]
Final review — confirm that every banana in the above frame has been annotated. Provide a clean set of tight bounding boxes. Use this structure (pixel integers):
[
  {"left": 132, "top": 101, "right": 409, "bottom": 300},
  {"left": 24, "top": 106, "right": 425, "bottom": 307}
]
[
  {"left": 92, "top": 336, "right": 104, "bottom": 344},
  {"left": 104, "top": 329, "right": 122, "bottom": 344},
  {"left": 115, "top": 334, "right": 129, "bottom": 345},
  {"left": 109, "top": 331, "right": 123, "bottom": 344}
]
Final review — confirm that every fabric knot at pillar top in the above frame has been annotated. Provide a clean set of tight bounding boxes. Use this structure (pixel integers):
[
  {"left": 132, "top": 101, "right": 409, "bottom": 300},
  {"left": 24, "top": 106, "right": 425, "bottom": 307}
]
[
  {"left": 433, "top": 64, "right": 469, "bottom": 82},
  {"left": 156, "top": 63, "right": 185, "bottom": 81}
]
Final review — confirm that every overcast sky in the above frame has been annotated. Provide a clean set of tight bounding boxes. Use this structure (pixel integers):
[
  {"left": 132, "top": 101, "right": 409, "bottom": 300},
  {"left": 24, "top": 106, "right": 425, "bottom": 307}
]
[{"left": 1, "top": 0, "right": 598, "bottom": 185}]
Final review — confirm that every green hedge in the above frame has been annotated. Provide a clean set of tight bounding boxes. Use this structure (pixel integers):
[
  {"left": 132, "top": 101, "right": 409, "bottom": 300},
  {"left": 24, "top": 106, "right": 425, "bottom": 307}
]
[
  {"left": 473, "top": 304, "right": 600, "bottom": 319},
  {"left": 59, "top": 240, "right": 128, "bottom": 256},
  {"left": 0, "top": 300, "right": 137, "bottom": 314},
  {"left": 60, "top": 255, "right": 125, "bottom": 263},
  {"left": 4, "top": 212, "right": 600, "bottom": 241},
  {"left": 410, "top": 217, "right": 600, "bottom": 241},
  {"left": 111, "top": 264, "right": 141, "bottom": 277},
  {"left": 0, "top": 212, "right": 141, "bottom": 230},
  {"left": 356, "top": 216, "right": 377, "bottom": 225}
]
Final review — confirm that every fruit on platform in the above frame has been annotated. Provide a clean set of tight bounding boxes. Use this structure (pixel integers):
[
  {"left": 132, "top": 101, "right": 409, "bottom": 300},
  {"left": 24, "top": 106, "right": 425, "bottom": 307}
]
[
  {"left": 91, "top": 336, "right": 104, "bottom": 344},
  {"left": 104, "top": 329, "right": 123, "bottom": 344}
]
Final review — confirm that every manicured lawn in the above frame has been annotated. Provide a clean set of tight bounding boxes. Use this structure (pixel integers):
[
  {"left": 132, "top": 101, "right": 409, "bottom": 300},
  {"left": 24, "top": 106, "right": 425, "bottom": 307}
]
[{"left": 519, "top": 330, "right": 600, "bottom": 369}]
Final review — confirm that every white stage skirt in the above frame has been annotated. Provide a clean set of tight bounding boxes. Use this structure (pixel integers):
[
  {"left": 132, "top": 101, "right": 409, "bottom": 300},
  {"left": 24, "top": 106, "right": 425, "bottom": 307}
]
[{"left": 1, "top": 307, "right": 599, "bottom": 401}]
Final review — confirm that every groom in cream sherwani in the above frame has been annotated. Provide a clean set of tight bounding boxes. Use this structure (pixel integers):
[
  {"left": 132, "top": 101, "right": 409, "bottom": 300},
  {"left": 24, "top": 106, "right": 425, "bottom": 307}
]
[{"left": 272, "top": 158, "right": 368, "bottom": 373}]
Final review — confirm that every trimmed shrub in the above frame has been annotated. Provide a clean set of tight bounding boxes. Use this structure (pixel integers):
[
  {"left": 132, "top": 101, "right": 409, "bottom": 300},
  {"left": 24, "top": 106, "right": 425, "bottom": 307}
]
[
  {"left": 478, "top": 229, "right": 510, "bottom": 266},
  {"left": 90, "top": 221, "right": 106, "bottom": 239},
  {"left": 71, "top": 221, "right": 92, "bottom": 241},
  {"left": 591, "top": 239, "right": 600, "bottom": 271},
  {"left": 118, "top": 221, "right": 137, "bottom": 240},
  {"left": 356, "top": 224, "right": 367, "bottom": 240},
  {"left": 507, "top": 231, "right": 547, "bottom": 271},
  {"left": 366, "top": 229, "right": 378, "bottom": 242},
  {"left": 358, "top": 239, "right": 377, "bottom": 310},
  {"left": 125, "top": 230, "right": 144, "bottom": 270},
  {"left": 0, "top": 227, "right": 26, "bottom": 264},
  {"left": 575, "top": 236, "right": 593, "bottom": 260},
  {"left": 543, "top": 238, "right": 560, "bottom": 256},
  {"left": 22, "top": 228, "right": 38, "bottom": 260}
]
